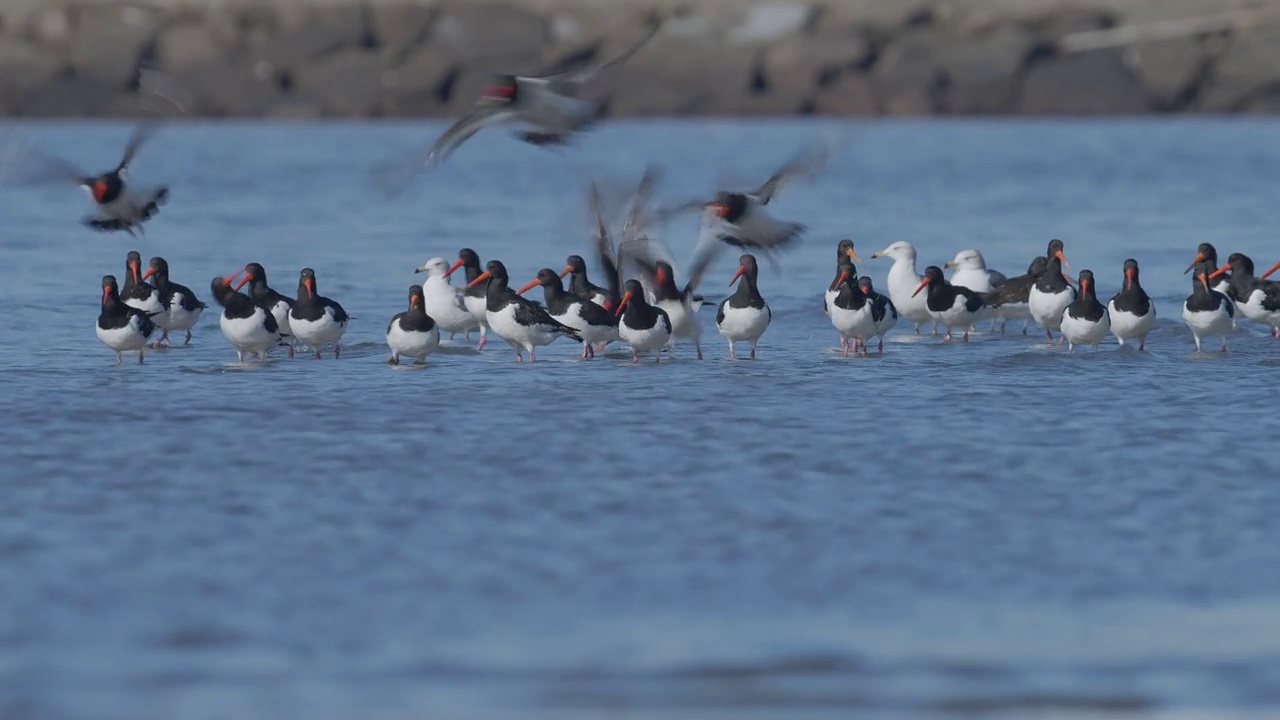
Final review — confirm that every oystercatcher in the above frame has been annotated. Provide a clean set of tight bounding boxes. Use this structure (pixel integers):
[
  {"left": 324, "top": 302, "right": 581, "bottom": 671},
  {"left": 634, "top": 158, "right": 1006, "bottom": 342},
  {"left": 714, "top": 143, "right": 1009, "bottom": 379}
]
[{"left": 386, "top": 285, "right": 440, "bottom": 365}]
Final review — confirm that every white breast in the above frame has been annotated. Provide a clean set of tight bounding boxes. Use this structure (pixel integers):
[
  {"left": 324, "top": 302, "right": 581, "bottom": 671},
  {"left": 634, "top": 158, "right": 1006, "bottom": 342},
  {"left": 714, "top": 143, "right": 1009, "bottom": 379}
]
[
  {"left": 716, "top": 303, "right": 770, "bottom": 342},
  {"left": 1029, "top": 286, "right": 1075, "bottom": 330},
  {"left": 422, "top": 278, "right": 480, "bottom": 333},
  {"left": 387, "top": 321, "right": 440, "bottom": 360},
  {"left": 1107, "top": 300, "right": 1155, "bottom": 341},
  {"left": 620, "top": 316, "right": 671, "bottom": 352},
  {"left": 949, "top": 267, "right": 991, "bottom": 294},
  {"left": 220, "top": 309, "right": 279, "bottom": 352},
  {"left": 656, "top": 299, "right": 700, "bottom": 340},
  {"left": 96, "top": 316, "right": 152, "bottom": 351},
  {"left": 124, "top": 292, "right": 170, "bottom": 329},
  {"left": 291, "top": 308, "right": 347, "bottom": 346},
  {"left": 166, "top": 293, "right": 204, "bottom": 331},
  {"left": 1060, "top": 309, "right": 1110, "bottom": 346},
  {"left": 1182, "top": 303, "right": 1232, "bottom": 336},
  {"left": 885, "top": 260, "right": 932, "bottom": 325},
  {"left": 463, "top": 295, "right": 489, "bottom": 327},
  {"left": 554, "top": 305, "right": 618, "bottom": 345},
  {"left": 829, "top": 303, "right": 877, "bottom": 340},
  {"left": 487, "top": 303, "right": 560, "bottom": 350},
  {"left": 270, "top": 301, "right": 292, "bottom": 337}
]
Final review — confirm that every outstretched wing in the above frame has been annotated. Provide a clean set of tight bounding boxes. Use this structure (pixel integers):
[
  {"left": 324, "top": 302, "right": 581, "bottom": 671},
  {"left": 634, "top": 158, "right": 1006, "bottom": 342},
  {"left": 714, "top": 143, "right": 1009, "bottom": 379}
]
[
  {"left": 0, "top": 131, "right": 86, "bottom": 186},
  {"left": 681, "top": 211, "right": 728, "bottom": 296},
  {"left": 539, "top": 15, "right": 662, "bottom": 89},
  {"left": 117, "top": 122, "right": 158, "bottom": 174},
  {"left": 589, "top": 181, "right": 622, "bottom": 302},
  {"left": 425, "top": 105, "right": 518, "bottom": 168},
  {"left": 749, "top": 140, "right": 830, "bottom": 204}
]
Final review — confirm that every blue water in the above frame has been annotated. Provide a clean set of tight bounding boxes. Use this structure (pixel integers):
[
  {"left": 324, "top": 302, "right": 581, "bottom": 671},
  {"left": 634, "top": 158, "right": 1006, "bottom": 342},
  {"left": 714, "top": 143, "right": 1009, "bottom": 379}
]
[{"left": 3, "top": 119, "right": 1280, "bottom": 720}]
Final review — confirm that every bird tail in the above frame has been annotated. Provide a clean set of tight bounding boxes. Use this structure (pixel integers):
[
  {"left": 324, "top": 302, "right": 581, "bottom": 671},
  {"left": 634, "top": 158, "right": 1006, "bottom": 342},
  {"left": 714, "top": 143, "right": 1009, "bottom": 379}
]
[{"left": 559, "top": 324, "right": 583, "bottom": 342}]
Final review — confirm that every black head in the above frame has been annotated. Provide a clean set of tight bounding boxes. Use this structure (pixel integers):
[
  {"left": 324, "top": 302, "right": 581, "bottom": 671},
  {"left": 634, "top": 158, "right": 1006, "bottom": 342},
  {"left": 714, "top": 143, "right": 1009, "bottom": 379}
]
[
  {"left": 125, "top": 250, "right": 144, "bottom": 284},
  {"left": 835, "top": 239, "right": 861, "bottom": 264},
  {"left": 857, "top": 276, "right": 876, "bottom": 295},
  {"left": 729, "top": 254, "right": 759, "bottom": 286},
  {"left": 458, "top": 248, "right": 481, "bottom": 267},
  {"left": 913, "top": 265, "right": 945, "bottom": 298},
  {"left": 146, "top": 256, "right": 169, "bottom": 282},
  {"left": 536, "top": 267, "right": 562, "bottom": 286},
  {"left": 1227, "top": 252, "right": 1254, "bottom": 275},
  {"left": 654, "top": 260, "right": 678, "bottom": 290},
  {"left": 1122, "top": 258, "right": 1141, "bottom": 288},
  {"left": 834, "top": 258, "right": 857, "bottom": 289},
  {"left": 711, "top": 192, "right": 749, "bottom": 223},
  {"left": 101, "top": 275, "right": 119, "bottom": 305},
  {"left": 298, "top": 268, "right": 318, "bottom": 299},
  {"left": 1190, "top": 261, "right": 1217, "bottom": 292},
  {"left": 1027, "top": 256, "right": 1049, "bottom": 276},
  {"left": 484, "top": 260, "right": 508, "bottom": 281},
  {"left": 408, "top": 284, "right": 425, "bottom": 310},
  {"left": 243, "top": 262, "right": 268, "bottom": 286},
  {"left": 210, "top": 276, "right": 236, "bottom": 305},
  {"left": 1044, "top": 239, "right": 1070, "bottom": 272},
  {"left": 1187, "top": 242, "right": 1218, "bottom": 274},
  {"left": 565, "top": 254, "right": 587, "bottom": 276},
  {"left": 1077, "top": 269, "right": 1097, "bottom": 297},
  {"left": 481, "top": 75, "right": 519, "bottom": 103}
]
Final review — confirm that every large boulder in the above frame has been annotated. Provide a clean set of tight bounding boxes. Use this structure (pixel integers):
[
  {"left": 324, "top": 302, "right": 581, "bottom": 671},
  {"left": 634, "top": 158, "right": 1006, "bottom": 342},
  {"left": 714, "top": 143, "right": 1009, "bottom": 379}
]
[
  {"left": 1197, "top": 29, "right": 1280, "bottom": 112},
  {"left": 380, "top": 45, "right": 461, "bottom": 116},
  {"left": 67, "top": 5, "right": 162, "bottom": 87},
  {"left": 17, "top": 77, "right": 134, "bottom": 117},
  {"left": 245, "top": 6, "right": 368, "bottom": 76},
  {"left": 427, "top": 0, "right": 547, "bottom": 71},
  {"left": 602, "top": 31, "right": 755, "bottom": 116},
  {"left": 155, "top": 21, "right": 229, "bottom": 69},
  {"left": 293, "top": 48, "right": 391, "bottom": 117},
  {"left": 172, "top": 60, "right": 284, "bottom": 117},
  {"left": 1125, "top": 37, "right": 1206, "bottom": 110},
  {"left": 726, "top": 2, "right": 813, "bottom": 46},
  {"left": 810, "top": 73, "right": 878, "bottom": 116},
  {"left": 871, "top": 30, "right": 944, "bottom": 115},
  {"left": 370, "top": 2, "right": 436, "bottom": 59},
  {"left": 761, "top": 28, "right": 873, "bottom": 91},
  {"left": 0, "top": 40, "right": 66, "bottom": 93},
  {"left": 1020, "top": 50, "right": 1147, "bottom": 115},
  {"left": 938, "top": 24, "right": 1034, "bottom": 114}
]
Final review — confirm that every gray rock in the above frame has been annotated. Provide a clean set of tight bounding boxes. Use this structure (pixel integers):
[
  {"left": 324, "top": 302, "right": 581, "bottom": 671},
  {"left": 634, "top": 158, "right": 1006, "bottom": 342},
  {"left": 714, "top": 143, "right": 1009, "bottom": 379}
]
[
  {"left": 173, "top": 60, "right": 283, "bottom": 117},
  {"left": 1125, "top": 38, "right": 1205, "bottom": 110},
  {"left": 1198, "top": 29, "right": 1280, "bottom": 112},
  {"left": 1028, "top": 7, "right": 1114, "bottom": 44},
  {"left": 246, "top": 6, "right": 368, "bottom": 74},
  {"left": 0, "top": 40, "right": 66, "bottom": 93},
  {"left": 727, "top": 2, "right": 813, "bottom": 45},
  {"left": 67, "top": 5, "right": 162, "bottom": 88},
  {"left": 380, "top": 45, "right": 460, "bottom": 116},
  {"left": 27, "top": 7, "right": 75, "bottom": 46},
  {"left": 602, "top": 33, "right": 754, "bottom": 116},
  {"left": 1020, "top": 50, "right": 1147, "bottom": 115},
  {"left": 294, "top": 48, "right": 391, "bottom": 117},
  {"left": 871, "top": 30, "right": 944, "bottom": 115},
  {"left": 17, "top": 77, "right": 132, "bottom": 117},
  {"left": 762, "top": 29, "right": 873, "bottom": 89},
  {"left": 370, "top": 2, "right": 436, "bottom": 58},
  {"left": 155, "top": 22, "right": 226, "bottom": 69},
  {"left": 939, "top": 24, "right": 1034, "bottom": 114},
  {"left": 810, "top": 73, "right": 878, "bottom": 115},
  {"left": 428, "top": 1, "right": 547, "bottom": 71}
]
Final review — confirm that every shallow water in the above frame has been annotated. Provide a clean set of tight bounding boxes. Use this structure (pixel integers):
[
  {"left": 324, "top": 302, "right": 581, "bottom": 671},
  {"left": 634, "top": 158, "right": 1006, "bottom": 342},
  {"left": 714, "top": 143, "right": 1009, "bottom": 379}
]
[{"left": 2, "top": 119, "right": 1280, "bottom": 719}]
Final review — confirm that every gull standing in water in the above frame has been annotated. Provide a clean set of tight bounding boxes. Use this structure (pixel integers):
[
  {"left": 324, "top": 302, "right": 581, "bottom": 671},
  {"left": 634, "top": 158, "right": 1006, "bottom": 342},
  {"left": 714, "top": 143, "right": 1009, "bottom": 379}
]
[
  {"left": 414, "top": 257, "right": 481, "bottom": 340},
  {"left": 870, "top": 241, "right": 932, "bottom": 334}
]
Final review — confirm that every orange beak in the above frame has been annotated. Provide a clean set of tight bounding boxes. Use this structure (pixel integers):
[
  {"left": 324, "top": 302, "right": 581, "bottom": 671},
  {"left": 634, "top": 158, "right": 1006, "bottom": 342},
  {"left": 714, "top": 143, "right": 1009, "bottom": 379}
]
[
  {"left": 101, "top": 286, "right": 110, "bottom": 304},
  {"left": 1081, "top": 278, "right": 1091, "bottom": 295},
  {"left": 1259, "top": 260, "right": 1280, "bottom": 281},
  {"left": 234, "top": 273, "right": 254, "bottom": 291},
  {"left": 845, "top": 248, "right": 861, "bottom": 263},
  {"left": 728, "top": 265, "right": 746, "bottom": 286},
  {"left": 615, "top": 291, "right": 632, "bottom": 316},
  {"left": 129, "top": 261, "right": 140, "bottom": 283},
  {"left": 707, "top": 202, "right": 728, "bottom": 218},
  {"left": 559, "top": 265, "right": 573, "bottom": 279},
  {"left": 516, "top": 278, "right": 539, "bottom": 295},
  {"left": 444, "top": 259, "right": 465, "bottom": 278},
  {"left": 142, "top": 267, "right": 156, "bottom": 281},
  {"left": 224, "top": 266, "right": 246, "bottom": 287},
  {"left": 304, "top": 278, "right": 315, "bottom": 298},
  {"left": 411, "top": 294, "right": 422, "bottom": 307},
  {"left": 465, "top": 271, "right": 491, "bottom": 289},
  {"left": 655, "top": 267, "right": 667, "bottom": 286},
  {"left": 834, "top": 271, "right": 848, "bottom": 289},
  {"left": 1125, "top": 267, "right": 1135, "bottom": 288},
  {"left": 911, "top": 276, "right": 930, "bottom": 298},
  {"left": 1198, "top": 272, "right": 1210, "bottom": 293},
  {"left": 1054, "top": 250, "right": 1073, "bottom": 273},
  {"left": 1208, "top": 263, "right": 1230, "bottom": 281},
  {"left": 1185, "top": 252, "right": 1206, "bottom": 275}
]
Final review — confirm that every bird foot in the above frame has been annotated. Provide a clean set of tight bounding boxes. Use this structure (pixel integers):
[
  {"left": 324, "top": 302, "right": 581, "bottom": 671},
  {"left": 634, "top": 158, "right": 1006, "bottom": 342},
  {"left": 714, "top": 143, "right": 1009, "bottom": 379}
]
[
  {"left": 387, "top": 356, "right": 399, "bottom": 366},
  {"left": 184, "top": 331, "right": 193, "bottom": 345}
]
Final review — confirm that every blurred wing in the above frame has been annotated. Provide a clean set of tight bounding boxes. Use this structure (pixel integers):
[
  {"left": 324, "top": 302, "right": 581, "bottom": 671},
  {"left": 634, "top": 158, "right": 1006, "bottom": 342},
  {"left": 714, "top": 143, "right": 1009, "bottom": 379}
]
[
  {"left": 589, "top": 181, "right": 622, "bottom": 300},
  {"left": 0, "top": 133, "right": 87, "bottom": 186},
  {"left": 425, "top": 105, "right": 518, "bottom": 168},
  {"left": 117, "top": 122, "right": 159, "bottom": 173},
  {"left": 681, "top": 210, "right": 728, "bottom": 295},
  {"left": 749, "top": 140, "right": 830, "bottom": 204},
  {"left": 540, "top": 16, "right": 662, "bottom": 88},
  {"left": 622, "top": 164, "right": 662, "bottom": 239}
]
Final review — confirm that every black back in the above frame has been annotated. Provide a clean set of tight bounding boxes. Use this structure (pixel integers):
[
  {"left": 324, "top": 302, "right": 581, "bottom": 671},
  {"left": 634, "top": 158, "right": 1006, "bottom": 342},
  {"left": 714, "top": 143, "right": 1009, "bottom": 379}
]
[
  {"left": 148, "top": 256, "right": 206, "bottom": 312},
  {"left": 1185, "top": 261, "right": 1233, "bottom": 315},
  {"left": 832, "top": 260, "right": 868, "bottom": 311},
  {"left": 98, "top": 275, "right": 157, "bottom": 333},
  {"left": 1034, "top": 239, "right": 1070, "bottom": 294},
  {"left": 921, "top": 265, "right": 984, "bottom": 314},
  {"left": 717, "top": 254, "right": 768, "bottom": 325},
  {"left": 389, "top": 286, "right": 436, "bottom": 334},
  {"left": 565, "top": 255, "right": 613, "bottom": 307},
  {"left": 1108, "top": 258, "right": 1151, "bottom": 316},
  {"left": 292, "top": 268, "right": 350, "bottom": 323},
  {"left": 244, "top": 262, "right": 294, "bottom": 312},
  {"left": 538, "top": 267, "right": 616, "bottom": 327},
  {"left": 1066, "top": 269, "right": 1106, "bottom": 321},
  {"left": 211, "top": 276, "right": 279, "bottom": 330},
  {"left": 122, "top": 250, "right": 165, "bottom": 307},
  {"left": 829, "top": 239, "right": 855, "bottom": 291},
  {"left": 984, "top": 256, "right": 1048, "bottom": 307},
  {"left": 86, "top": 173, "right": 124, "bottom": 204},
  {"left": 858, "top": 277, "right": 896, "bottom": 323},
  {"left": 484, "top": 261, "right": 581, "bottom": 339}
]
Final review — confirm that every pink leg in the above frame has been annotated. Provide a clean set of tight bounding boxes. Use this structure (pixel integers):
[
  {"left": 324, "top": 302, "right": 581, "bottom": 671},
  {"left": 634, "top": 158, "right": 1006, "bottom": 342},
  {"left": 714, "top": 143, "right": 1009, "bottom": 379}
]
[
  {"left": 1057, "top": 334, "right": 1066, "bottom": 345},
  {"left": 943, "top": 331, "right": 953, "bottom": 343},
  {"left": 842, "top": 340, "right": 850, "bottom": 357},
  {"left": 288, "top": 345, "right": 296, "bottom": 359},
  {"left": 529, "top": 349, "right": 537, "bottom": 362},
  {"left": 516, "top": 351, "right": 524, "bottom": 362},
  {"left": 632, "top": 351, "right": 639, "bottom": 362}
]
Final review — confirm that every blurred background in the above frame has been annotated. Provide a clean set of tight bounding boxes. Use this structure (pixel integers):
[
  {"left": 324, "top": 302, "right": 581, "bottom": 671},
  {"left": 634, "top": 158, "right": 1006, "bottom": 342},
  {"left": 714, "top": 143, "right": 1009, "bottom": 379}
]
[{"left": 5, "top": 0, "right": 1280, "bottom": 118}]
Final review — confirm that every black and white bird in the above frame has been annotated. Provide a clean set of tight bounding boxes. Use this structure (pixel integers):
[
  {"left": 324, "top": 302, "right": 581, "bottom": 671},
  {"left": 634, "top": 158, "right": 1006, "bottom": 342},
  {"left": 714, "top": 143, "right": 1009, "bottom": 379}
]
[
  {"left": 912, "top": 266, "right": 985, "bottom": 343},
  {"left": 210, "top": 274, "right": 280, "bottom": 363},
  {"left": 824, "top": 239, "right": 860, "bottom": 316},
  {"left": 1185, "top": 242, "right": 1233, "bottom": 296},
  {"left": 562, "top": 254, "right": 616, "bottom": 310},
  {"left": 414, "top": 257, "right": 482, "bottom": 339},
  {"left": 465, "top": 260, "right": 582, "bottom": 362},
  {"left": 1213, "top": 253, "right": 1280, "bottom": 338},
  {"left": 96, "top": 275, "right": 158, "bottom": 365},
  {"left": 142, "top": 256, "right": 206, "bottom": 347},
  {"left": 716, "top": 254, "right": 771, "bottom": 360},
  {"left": 1060, "top": 269, "right": 1109, "bottom": 352},
  {"left": 517, "top": 267, "right": 618, "bottom": 359},
  {"left": 444, "top": 248, "right": 490, "bottom": 350},
  {"left": 290, "top": 268, "right": 350, "bottom": 359},
  {"left": 386, "top": 285, "right": 440, "bottom": 366},
  {"left": 1107, "top": 258, "right": 1156, "bottom": 350},
  {"left": 10, "top": 124, "right": 169, "bottom": 235},
  {"left": 1182, "top": 261, "right": 1234, "bottom": 352},
  {"left": 858, "top": 276, "right": 897, "bottom": 353},
  {"left": 121, "top": 251, "right": 170, "bottom": 338},
  {"left": 233, "top": 263, "right": 296, "bottom": 357},
  {"left": 393, "top": 21, "right": 660, "bottom": 174},
  {"left": 828, "top": 258, "right": 877, "bottom": 356},
  {"left": 983, "top": 256, "right": 1048, "bottom": 335},
  {"left": 1028, "top": 239, "right": 1076, "bottom": 343},
  {"left": 615, "top": 278, "right": 672, "bottom": 363}
]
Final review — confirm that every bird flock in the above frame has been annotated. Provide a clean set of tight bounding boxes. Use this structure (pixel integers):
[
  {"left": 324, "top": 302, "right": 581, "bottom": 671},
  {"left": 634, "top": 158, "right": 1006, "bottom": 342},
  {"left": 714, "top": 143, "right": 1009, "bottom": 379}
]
[{"left": 7, "top": 25, "right": 1275, "bottom": 366}]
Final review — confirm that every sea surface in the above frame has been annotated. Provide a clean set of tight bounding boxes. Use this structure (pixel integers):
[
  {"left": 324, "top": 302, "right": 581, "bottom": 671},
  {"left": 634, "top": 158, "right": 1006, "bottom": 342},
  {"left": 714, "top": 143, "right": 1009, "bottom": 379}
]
[{"left": 2, "top": 119, "right": 1280, "bottom": 720}]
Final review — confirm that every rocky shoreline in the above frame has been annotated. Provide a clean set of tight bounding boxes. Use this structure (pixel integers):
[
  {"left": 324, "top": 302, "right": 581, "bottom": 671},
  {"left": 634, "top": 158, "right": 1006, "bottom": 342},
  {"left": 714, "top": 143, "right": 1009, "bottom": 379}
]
[{"left": 3, "top": 0, "right": 1280, "bottom": 118}]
